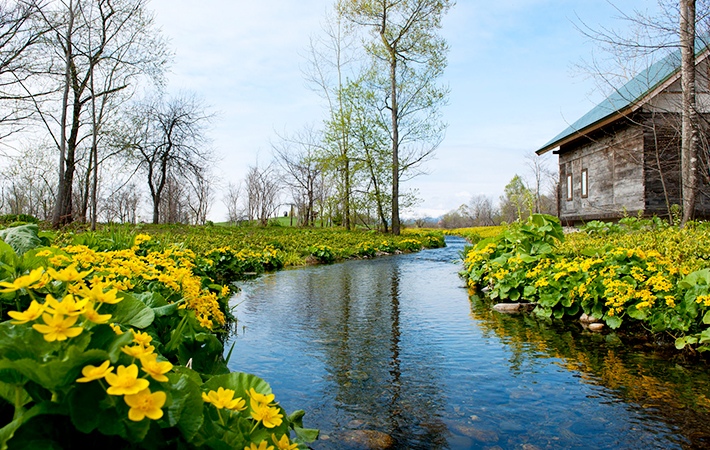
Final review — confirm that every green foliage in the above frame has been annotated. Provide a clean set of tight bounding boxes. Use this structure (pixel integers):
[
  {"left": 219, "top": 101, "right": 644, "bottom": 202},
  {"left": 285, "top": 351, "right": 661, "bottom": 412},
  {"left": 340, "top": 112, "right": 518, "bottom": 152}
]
[
  {"left": 0, "top": 224, "right": 50, "bottom": 256},
  {"left": 0, "top": 231, "right": 316, "bottom": 449},
  {"left": 309, "top": 245, "right": 336, "bottom": 264},
  {"left": 461, "top": 216, "right": 710, "bottom": 352}
]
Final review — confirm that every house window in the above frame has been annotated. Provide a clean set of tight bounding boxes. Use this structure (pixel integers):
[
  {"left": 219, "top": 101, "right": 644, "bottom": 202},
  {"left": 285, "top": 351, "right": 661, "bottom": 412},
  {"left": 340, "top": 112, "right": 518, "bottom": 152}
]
[
  {"left": 581, "top": 169, "right": 588, "bottom": 198},
  {"left": 566, "top": 174, "right": 573, "bottom": 201}
]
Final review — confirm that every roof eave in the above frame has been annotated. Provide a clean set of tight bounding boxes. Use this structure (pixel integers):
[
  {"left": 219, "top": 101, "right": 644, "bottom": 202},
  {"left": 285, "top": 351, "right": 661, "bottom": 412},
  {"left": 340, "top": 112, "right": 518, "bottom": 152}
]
[{"left": 535, "top": 106, "right": 633, "bottom": 155}]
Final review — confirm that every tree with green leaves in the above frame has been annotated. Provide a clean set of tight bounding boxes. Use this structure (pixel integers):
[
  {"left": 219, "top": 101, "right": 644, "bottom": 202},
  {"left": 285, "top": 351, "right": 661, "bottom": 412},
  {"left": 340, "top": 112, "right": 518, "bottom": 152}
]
[
  {"left": 339, "top": 0, "right": 453, "bottom": 235},
  {"left": 499, "top": 175, "right": 534, "bottom": 224}
]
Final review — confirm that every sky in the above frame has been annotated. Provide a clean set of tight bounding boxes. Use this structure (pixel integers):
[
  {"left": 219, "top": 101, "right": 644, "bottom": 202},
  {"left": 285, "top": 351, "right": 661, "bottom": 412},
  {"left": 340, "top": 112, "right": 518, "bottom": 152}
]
[{"left": 148, "top": 0, "right": 662, "bottom": 221}]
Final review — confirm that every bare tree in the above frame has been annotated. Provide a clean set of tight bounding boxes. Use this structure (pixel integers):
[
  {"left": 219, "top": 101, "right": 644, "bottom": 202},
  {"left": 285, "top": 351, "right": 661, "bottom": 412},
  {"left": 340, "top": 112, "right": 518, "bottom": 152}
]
[
  {"left": 244, "top": 162, "right": 281, "bottom": 226},
  {"left": 185, "top": 168, "right": 213, "bottom": 225},
  {"left": 273, "top": 126, "right": 324, "bottom": 226},
  {"left": 223, "top": 181, "right": 242, "bottom": 224},
  {"left": 17, "top": 0, "right": 167, "bottom": 227},
  {"left": 1, "top": 143, "right": 56, "bottom": 220},
  {"left": 0, "top": 0, "right": 46, "bottom": 139},
  {"left": 123, "top": 93, "right": 213, "bottom": 224},
  {"left": 102, "top": 181, "right": 140, "bottom": 223}
]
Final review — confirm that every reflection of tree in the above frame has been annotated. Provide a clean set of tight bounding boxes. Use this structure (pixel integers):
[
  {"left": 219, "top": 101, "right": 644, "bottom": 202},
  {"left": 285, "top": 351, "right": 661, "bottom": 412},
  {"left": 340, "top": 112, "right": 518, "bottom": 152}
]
[
  {"left": 294, "top": 260, "right": 448, "bottom": 448},
  {"left": 469, "top": 293, "right": 710, "bottom": 447}
]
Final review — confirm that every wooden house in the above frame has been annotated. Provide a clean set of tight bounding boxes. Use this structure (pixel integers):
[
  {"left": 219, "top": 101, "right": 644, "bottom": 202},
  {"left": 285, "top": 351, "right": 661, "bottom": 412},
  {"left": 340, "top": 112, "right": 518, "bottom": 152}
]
[{"left": 536, "top": 45, "right": 710, "bottom": 225}]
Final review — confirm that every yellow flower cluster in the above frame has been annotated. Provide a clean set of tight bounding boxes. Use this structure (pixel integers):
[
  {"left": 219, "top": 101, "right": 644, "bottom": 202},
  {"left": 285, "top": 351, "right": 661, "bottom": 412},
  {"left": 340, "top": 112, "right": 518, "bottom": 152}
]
[
  {"left": 48, "top": 244, "right": 227, "bottom": 328},
  {"left": 75, "top": 328, "right": 174, "bottom": 422}
]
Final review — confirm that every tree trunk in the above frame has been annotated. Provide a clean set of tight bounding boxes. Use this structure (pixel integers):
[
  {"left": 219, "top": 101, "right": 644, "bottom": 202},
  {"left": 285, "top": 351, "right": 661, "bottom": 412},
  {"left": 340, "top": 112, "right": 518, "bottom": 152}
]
[
  {"left": 52, "top": 0, "right": 74, "bottom": 228},
  {"left": 680, "top": 0, "right": 698, "bottom": 226},
  {"left": 389, "top": 54, "right": 400, "bottom": 235}
]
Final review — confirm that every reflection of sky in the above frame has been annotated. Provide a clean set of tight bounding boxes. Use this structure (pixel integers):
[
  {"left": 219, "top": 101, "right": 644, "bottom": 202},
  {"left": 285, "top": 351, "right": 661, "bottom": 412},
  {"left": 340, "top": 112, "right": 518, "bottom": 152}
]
[{"left": 227, "top": 237, "right": 691, "bottom": 449}]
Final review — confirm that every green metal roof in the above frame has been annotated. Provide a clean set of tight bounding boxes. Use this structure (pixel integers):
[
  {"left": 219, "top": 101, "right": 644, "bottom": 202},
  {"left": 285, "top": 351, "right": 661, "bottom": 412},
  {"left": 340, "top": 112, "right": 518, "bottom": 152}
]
[{"left": 536, "top": 43, "right": 707, "bottom": 155}]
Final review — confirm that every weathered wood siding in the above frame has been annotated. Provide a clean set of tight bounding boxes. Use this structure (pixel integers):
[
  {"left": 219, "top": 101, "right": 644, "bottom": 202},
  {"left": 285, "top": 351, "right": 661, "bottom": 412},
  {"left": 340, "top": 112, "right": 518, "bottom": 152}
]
[{"left": 558, "top": 124, "right": 645, "bottom": 223}]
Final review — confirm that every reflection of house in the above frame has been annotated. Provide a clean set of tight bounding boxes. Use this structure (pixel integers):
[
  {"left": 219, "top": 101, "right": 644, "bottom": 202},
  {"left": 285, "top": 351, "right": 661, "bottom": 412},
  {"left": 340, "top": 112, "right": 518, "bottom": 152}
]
[{"left": 536, "top": 45, "right": 710, "bottom": 225}]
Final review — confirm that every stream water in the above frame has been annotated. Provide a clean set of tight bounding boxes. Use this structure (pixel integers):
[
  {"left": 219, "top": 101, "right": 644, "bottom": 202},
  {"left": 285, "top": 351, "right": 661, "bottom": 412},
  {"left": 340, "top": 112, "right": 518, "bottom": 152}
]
[{"left": 226, "top": 236, "right": 710, "bottom": 449}]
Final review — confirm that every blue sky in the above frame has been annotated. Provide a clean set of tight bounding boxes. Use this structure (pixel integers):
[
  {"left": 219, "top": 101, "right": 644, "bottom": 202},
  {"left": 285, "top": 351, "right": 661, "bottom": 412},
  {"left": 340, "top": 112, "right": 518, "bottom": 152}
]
[{"left": 149, "top": 0, "right": 661, "bottom": 220}]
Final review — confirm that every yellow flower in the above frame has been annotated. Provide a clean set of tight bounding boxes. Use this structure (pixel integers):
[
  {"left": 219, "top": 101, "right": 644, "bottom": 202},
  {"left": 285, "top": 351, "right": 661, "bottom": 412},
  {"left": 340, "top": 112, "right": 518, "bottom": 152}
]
[
  {"left": 250, "top": 400, "right": 283, "bottom": 428},
  {"left": 202, "top": 387, "right": 247, "bottom": 411},
  {"left": 76, "top": 360, "right": 114, "bottom": 383},
  {"left": 79, "top": 284, "right": 121, "bottom": 304},
  {"left": 272, "top": 434, "right": 298, "bottom": 450},
  {"left": 131, "top": 330, "right": 153, "bottom": 347},
  {"left": 32, "top": 313, "right": 83, "bottom": 342},
  {"left": 8, "top": 300, "right": 45, "bottom": 324},
  {"left": 665, "top": 296, "right": 676, "bottom": 308},
  {"left": 245, "top": 442, "right": 274, "bottom": 450},
  {"left": 124, "top": 388, "right": 166, "bottom": 421},
  {"left": 122, "top": 344, "right": 155, "bottom": 359},
  {"left": 109, "top": 323, "right": 124, "bottom": 335},
  {"left": 47, "top": 264, "right": 92, "bottom": 282},
  {"left": 83, "top": 304, "right": 112, "bottom": 324},
  {"left": 0, "top": 267, "right": 45, "bottom": 292},
  {"left": 247, "top": 388, "right": 276, "bottom": 405},
  {"left": 139, "top": 353, "right": 173, "bottom": 382},
  {"left": 44, "top": 294, "right": 89, "bottom": 317},
  {"left": 105, "top": 364, "right": 150, "bottom": 396},
  {"left": 133, "top": 234, "right": 152, "bottom": 246}
]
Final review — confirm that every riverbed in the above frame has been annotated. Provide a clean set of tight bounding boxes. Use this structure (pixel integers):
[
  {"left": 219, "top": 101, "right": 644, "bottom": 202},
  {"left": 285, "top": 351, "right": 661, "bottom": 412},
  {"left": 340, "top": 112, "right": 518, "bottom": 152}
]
[{"left": 226, "top": 236, "right": 710, "bottom": 449}]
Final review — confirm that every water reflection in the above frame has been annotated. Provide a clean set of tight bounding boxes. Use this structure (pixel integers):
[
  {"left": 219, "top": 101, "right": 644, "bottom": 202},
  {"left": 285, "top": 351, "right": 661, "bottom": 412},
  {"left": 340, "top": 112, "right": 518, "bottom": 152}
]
[
  {"left": 228, "top": 237, "right": 710, "bottom": 449},
  {"left": 468, "top": 294, "right": 710, "bottom": 449}
]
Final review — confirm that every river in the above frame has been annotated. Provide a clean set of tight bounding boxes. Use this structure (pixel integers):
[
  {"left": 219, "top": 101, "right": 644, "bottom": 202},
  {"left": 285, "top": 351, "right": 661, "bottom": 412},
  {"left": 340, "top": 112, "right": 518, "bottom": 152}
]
[{"left": 226, "top": 236, "right": 710, "bottom": 449}]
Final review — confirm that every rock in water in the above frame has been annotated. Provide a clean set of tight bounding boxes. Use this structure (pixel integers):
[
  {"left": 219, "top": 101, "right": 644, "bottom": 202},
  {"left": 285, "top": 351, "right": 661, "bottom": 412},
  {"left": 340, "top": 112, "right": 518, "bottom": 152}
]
[
  {"left": 493, "top": 303, "right": 522, "bottom": 313},
  {"left": 341, "top": 430, "right": 395, "bottom": 449}
]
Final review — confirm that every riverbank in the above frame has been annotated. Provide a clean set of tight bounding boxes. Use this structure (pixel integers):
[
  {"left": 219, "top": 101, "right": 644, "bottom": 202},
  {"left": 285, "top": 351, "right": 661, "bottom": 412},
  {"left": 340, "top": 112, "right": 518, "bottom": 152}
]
[
  {"left": 455, "top": 214, "right": 710, "bottom": 354},
  {"left": 0, "top": 222, "right": 444, "bottom": 449}
]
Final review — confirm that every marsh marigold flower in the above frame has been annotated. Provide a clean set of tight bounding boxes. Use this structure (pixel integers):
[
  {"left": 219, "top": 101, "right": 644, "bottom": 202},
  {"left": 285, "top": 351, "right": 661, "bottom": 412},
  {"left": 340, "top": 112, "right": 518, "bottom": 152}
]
[
  {"left": 83, "top": 304, "right": 112, "bottom": 324},
  {"left": 124, "top": 388, "right": 166, "bottom": 421},
  {"left": 105, "top": 364, "right": 150, "bottom": 396},
  {"left": 32, "top": 313, "right": 83, "bottom": 342},
  {"left": 131, "top": 330, "right": 153, "bottom": 347},
  {"left": 250, "top": 401, "right": 283, "bottom": 428},
  {"left": 122, "top": 344, "right": 155, "bottom": 359},
  {"left": 47, "top": 265, "right": 92, "bottom": 283},
  {"left": 202, "top": 387, "right": 247, "bottom": 411},
  {"left": 8, "top": 300, "right": 45, "bottom": 324},
  {"left": 44, "top": 294, "right": 89, "bottom": 317},
  {"left": 139, "top": 353, "right": 173, "bottom": 382},
  {"left": 79, "top": 284, "right": 121, "bottom": 304},
  {"left": 0, "top": 267, "right": 44, "bottom": 292},
  {"left": 247, "top": 388, "right": 276, "bottom": 405},
  {"left": 272, "top": 434, "right": 298, "bottom": 450},
  {"left": 244, "top": 442, "right": 274, "bottom": 450},
  {"left": 76, "top": 360, "right": 114, "bottom": 383}
]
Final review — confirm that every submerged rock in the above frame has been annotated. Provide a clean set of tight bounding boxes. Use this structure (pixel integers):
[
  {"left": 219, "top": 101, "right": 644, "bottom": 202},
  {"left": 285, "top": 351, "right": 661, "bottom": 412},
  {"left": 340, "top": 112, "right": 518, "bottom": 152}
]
[
  {"left": 579, "top": 313, "right": 601, "bottom": 324},
  {"left": 449, "top": 423, "right": 499, "bottom": 443},
  {"left": 588, "top": 322, "right": 605, "bottom": 332},
  {"left": 492, "top": 303, "right": 535, "bottom": 313},
  {"left": 341, "top": 430, "right": 395, "bottom": 449}
]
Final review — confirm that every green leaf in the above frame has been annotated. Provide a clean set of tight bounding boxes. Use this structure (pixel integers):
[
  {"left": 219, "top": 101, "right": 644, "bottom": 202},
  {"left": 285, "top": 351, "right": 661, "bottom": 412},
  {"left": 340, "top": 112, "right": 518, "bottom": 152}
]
[
  {"left": 0, "top": 224, "right": 42, "bottom": 256},
  {"left": 165, "top": 372, "right": 204, "bottom": 441},
  {"left": 293, "top": 426, "right": 319, "bottom": 443},
  {"left": 626, "top": 305, "right": 648, "bottom": 321},
  {"left": 109, "top": 293, "right": 155, "bottom": 329},
  {"left": 703, "top": 311, "right": 710, "bottom": 325},
  {"left": 523, "top": 285, "right": 536, "bottom": 298},
  {"left": 0, "top": 402, "right": 65, "bottom": 450},
  {"left": 605, "top": 315, "right": 623, "bottom": 329}
]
